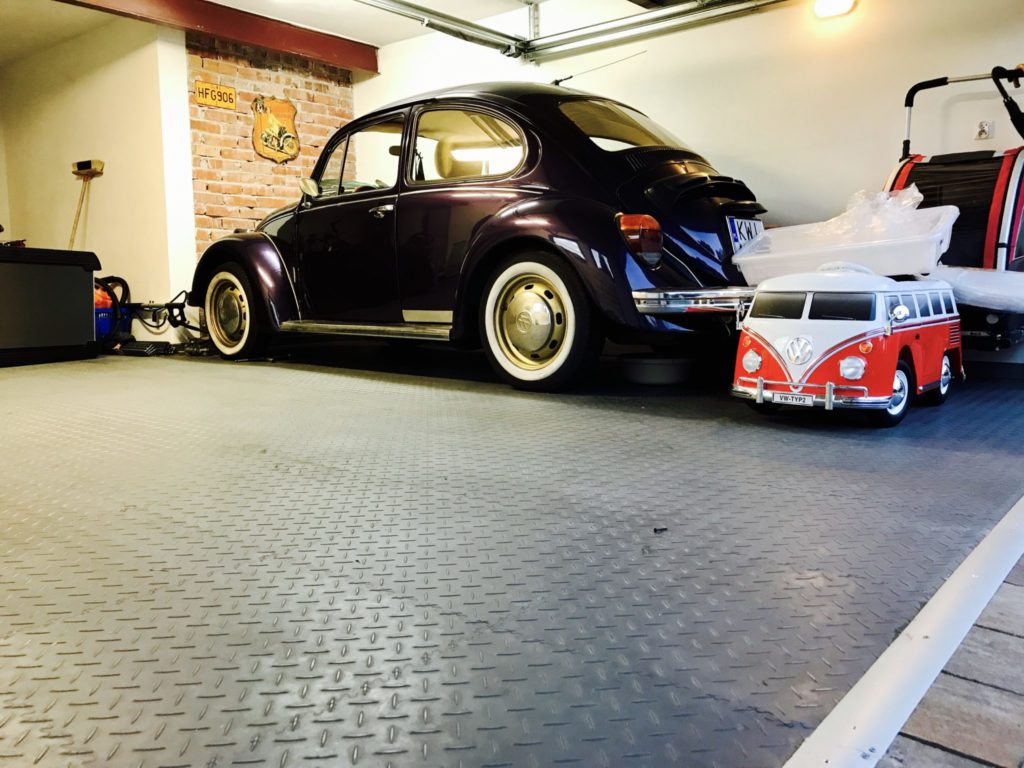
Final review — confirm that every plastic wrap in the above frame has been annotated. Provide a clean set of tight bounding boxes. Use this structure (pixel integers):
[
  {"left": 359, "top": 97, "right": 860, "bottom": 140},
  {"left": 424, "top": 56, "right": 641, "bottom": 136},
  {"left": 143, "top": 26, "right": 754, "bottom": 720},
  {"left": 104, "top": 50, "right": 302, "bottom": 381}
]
[
  {"left": 929, "top": 265, "right": 1024, "bottom": 313},
  {"left": 810, "top": 185, "right": 927, "bottom": 241},
  {"left": 733, "top": 189, "right": 960, "bottom": 285}
]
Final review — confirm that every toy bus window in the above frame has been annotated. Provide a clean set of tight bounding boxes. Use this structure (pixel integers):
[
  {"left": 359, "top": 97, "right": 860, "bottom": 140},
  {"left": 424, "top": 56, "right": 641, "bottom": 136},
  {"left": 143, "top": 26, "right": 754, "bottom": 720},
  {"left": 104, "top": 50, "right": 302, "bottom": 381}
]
[
  {"left": 943, "top": 291, "right": 955, "bottom": 313},
  {"left": 929, "top": 292, "right": 943, "bottom": 315},
  {"left": 886, "top": 295, "right": 901, "bottom": 315},
  {"left": 917, "top": 294, "right": 932, "bottom": 318},
  {"left": 899, "top": 294, "right": 919, "bottom": 319},
  {"left": 749, "top": 292, "right": 806, "bottom": 319},
  {"left": 808, "top": 292, "right": 875, "bottom": 321}
]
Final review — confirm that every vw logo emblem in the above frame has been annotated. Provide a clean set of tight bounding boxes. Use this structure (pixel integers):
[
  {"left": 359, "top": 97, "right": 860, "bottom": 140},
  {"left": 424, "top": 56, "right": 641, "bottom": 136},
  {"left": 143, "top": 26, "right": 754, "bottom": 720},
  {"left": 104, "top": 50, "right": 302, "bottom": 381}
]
[
  {"left": 515, "top": 311, "right": 534, "bottom": 334},
  {"left": 785, "top": 336, "right": 813, "bottom": 365}
]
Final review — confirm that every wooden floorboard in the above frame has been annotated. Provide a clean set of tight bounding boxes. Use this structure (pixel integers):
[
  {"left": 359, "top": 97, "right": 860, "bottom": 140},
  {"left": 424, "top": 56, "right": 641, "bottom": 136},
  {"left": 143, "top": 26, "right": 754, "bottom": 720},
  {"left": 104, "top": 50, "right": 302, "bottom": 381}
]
[
  {"left": 975, "top": 583, "right": 1024, "bottom": 638},
  {"left": 1005, "top": 559, "right": 1024, "bottom": 588},
  {"left": 902, "top": 672, "right": 1024, "bottom": 767},
  {"left": 883, "top": 557, "right": 1024, "bottom": 768},
  {"left": 945, "top": 626, "right": 1024, "bottom": 696},
  {"left": 877, "top": 735, "right": 991, "bottom": 767}
]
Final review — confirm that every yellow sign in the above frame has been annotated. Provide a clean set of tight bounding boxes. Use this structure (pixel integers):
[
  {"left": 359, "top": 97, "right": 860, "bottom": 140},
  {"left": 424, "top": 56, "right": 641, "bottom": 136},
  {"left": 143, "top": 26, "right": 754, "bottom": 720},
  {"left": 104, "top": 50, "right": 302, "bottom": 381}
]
[
  {"left": 195, "top": 80, "right": 236, "bottom": 110},
  {"left": 251, "top": 96, "right": 300, "bottom": 164}
]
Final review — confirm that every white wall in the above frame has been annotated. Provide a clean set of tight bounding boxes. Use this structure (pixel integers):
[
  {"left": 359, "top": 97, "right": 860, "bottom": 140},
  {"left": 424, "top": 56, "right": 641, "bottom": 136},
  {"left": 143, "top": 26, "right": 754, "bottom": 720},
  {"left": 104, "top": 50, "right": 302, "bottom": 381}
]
[
  {"left": 0, "top": 16, "right": 192, "bottom": 308},
  {"left": 355, "top": 0, "right": 1024, "bottom": 224},
  {"left": 0, "top": 94, "right": 9, "bottom": 234},
  {"left": 154, "top": 26, "right": 199, "bottom": 305}
]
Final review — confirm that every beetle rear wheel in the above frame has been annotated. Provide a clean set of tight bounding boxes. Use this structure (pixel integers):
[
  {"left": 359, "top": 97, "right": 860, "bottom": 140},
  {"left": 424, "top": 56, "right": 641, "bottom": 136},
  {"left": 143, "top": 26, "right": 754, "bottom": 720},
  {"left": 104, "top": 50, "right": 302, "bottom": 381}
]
[
  {"left": 204, "top": 263, "right": 265, "bottom": 359},
  {"left": 480, "top": 252, "right": 603, "bottom": 392}
]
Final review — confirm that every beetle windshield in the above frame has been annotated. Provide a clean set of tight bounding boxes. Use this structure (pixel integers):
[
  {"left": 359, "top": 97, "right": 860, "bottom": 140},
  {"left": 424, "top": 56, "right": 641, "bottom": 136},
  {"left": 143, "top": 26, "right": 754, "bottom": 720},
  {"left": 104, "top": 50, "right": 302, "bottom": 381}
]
[
  {"left": 560, "top": 99, "right": 691, "bottom": 153},
  {"left": 749, "top": 292, "right": 806, "bottom": 320}
]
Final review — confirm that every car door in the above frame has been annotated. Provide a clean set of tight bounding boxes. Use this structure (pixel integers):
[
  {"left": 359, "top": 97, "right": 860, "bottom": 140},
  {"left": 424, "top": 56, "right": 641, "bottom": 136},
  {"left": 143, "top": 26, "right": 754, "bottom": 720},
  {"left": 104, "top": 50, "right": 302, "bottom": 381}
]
[
  {"left": 296, "top": 112, "right": 406, "bottom": 323},
  {"left": 396, "top": 105, "right": 532, "bottom": 319}
]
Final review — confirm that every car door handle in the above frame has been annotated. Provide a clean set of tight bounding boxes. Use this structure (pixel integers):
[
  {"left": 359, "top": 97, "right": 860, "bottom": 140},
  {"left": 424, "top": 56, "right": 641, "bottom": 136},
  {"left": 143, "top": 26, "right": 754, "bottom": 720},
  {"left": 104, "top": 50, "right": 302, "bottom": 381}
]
[{"left": 369, "top": 204, "right": 395, "bottom": 219}]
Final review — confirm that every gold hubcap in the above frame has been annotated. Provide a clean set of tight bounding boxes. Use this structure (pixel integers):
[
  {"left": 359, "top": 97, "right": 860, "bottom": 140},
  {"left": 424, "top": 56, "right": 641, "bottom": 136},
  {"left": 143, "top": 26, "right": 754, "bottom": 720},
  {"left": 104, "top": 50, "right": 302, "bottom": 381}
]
[
  {"left": 209, "top": 279, "right": 247, "bottom": 349},
  {"left": 493, "top": 273, "right": 567, "bottom": 370}
]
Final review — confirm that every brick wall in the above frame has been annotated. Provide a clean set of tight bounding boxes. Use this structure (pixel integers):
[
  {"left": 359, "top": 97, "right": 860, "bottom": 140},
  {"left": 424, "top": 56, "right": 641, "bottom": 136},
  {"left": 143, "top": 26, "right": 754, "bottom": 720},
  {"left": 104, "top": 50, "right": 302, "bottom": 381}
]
[{"left": 186, "top": 33, "right": 353, "bottom": 256}]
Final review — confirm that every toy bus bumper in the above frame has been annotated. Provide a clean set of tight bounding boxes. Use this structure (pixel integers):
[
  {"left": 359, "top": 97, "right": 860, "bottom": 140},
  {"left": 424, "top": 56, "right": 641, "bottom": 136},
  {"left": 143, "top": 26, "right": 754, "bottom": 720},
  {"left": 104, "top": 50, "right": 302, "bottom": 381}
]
[{"left": 732, "top": 377, "right": 893, "bottom": 411}]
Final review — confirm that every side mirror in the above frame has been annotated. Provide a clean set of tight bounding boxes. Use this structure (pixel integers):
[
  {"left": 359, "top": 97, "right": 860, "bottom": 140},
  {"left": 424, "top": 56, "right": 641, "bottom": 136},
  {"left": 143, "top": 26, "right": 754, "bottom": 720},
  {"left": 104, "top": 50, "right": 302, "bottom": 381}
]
[
  {"left": 890, "top": 304, "right": 911, "bottom": 323},
  {"left": 299, "top": 178, "right": 320, "bottom": 198}
]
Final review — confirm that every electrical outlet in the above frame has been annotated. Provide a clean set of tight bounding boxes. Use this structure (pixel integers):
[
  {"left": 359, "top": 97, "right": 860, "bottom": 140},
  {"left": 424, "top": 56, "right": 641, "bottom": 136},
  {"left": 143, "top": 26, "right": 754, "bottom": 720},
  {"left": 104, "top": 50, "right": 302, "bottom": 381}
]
[{"left": 976, "top": 120, "right": 994, "bottom": 140}]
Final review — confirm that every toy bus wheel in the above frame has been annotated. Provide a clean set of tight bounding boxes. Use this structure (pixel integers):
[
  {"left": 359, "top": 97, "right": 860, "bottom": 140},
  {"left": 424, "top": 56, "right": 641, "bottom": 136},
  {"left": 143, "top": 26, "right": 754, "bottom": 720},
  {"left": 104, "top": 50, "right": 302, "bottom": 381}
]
[
  {"left": 921, "top": 353, "right": 952, "bottom": 406},
  {"left": 872, "top": 360, "right": 914, "bottom": 427}
]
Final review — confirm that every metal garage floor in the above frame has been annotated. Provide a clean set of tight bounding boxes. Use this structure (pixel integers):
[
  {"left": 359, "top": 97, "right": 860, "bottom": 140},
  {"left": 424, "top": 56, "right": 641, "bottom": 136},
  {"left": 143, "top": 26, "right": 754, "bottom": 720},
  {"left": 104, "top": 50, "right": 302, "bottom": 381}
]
[{"left": 1, "top": 351, "right": 1022, "bottom": 768}]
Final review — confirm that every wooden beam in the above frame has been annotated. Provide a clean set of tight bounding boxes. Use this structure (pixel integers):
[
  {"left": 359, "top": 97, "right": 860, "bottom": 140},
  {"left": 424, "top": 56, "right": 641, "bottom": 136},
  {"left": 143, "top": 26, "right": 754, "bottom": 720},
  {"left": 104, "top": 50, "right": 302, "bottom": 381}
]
[{"left": 55, "top": 0, "right": 379, "bottom": 74}]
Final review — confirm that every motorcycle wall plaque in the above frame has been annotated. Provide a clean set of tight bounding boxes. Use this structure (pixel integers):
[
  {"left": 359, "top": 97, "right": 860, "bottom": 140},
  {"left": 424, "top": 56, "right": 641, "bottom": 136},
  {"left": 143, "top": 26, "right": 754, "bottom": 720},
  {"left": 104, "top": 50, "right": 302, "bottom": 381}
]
[{"left": 251, "top": 96, "right": 300, "bottom": 164}]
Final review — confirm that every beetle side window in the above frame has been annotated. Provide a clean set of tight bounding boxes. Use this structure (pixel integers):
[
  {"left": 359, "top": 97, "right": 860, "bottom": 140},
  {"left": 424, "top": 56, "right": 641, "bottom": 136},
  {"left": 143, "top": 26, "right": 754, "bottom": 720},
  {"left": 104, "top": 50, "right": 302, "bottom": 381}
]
[
  {"left": 317, "top": 115, "right": 405, "bottom": 197},
  {"left": 808, "top": 292, "right": 875, "bottom": 321},
  {"left": 411, "top": 109, "right": 525, "bottom": 183},
  {"left": 749, "top": 292, "right": 806, "bottom": 319},
  {"left": 318, "top": 140, "right": 347, "bottom": 197}
]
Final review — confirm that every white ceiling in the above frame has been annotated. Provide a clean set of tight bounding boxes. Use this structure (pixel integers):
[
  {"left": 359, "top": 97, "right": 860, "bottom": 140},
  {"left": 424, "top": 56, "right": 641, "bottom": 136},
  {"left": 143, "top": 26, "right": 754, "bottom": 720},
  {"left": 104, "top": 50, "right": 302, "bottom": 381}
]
[
  {"left": 207, "top": 0, "right": 529, "bottom": 47},
  {"left": 0, "top": 0, "right": 528, "bottom": 71},
  {"left": 0, "top": 0, "right": 112, "bottom": 68}
]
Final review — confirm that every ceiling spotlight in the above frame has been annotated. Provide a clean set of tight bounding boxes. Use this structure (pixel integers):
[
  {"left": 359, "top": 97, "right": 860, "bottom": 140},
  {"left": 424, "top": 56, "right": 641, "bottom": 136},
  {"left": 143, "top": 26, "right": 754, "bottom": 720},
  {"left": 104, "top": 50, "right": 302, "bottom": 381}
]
[{"left": 814, "top": 0, "right": 856, "bottom": 18}]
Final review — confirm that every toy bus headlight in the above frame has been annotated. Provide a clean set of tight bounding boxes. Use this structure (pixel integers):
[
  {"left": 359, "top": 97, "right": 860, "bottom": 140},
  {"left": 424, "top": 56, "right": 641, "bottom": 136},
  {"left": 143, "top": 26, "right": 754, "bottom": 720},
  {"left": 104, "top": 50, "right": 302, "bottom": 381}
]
[
  {"left": 742, "top": 349, "right": 762, "bottom": 373},
  {"left": 839, "top": 356, "right": 866, "bottom": 380}
]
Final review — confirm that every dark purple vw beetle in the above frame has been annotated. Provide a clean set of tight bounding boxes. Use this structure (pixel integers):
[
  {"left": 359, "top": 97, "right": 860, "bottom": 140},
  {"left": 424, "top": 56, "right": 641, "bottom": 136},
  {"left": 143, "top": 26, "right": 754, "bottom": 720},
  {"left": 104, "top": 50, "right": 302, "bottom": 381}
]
[{"left": 189, "top": 82, "right": 764, "bottom": 390}]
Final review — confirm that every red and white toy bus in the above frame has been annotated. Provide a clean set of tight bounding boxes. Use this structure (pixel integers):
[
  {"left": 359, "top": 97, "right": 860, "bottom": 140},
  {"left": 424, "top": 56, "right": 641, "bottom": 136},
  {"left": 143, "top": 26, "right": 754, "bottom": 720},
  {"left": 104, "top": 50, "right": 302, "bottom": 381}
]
[{"left": 732, "top": 266, "right": 963, "bottom": 426}]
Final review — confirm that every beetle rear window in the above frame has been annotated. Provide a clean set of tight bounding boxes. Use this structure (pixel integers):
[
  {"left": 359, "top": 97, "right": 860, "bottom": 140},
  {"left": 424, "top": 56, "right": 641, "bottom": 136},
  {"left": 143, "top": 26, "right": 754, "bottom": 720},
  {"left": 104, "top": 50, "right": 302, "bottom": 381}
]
[
  {"left": 808, "top": 293, "right": 875, "bottom": 321},
  {"left": 560, "top": 99, "right": 691, "bottom": 153},
  {"left": 749, "top": 292, "right": 806, "bottom": 319}
]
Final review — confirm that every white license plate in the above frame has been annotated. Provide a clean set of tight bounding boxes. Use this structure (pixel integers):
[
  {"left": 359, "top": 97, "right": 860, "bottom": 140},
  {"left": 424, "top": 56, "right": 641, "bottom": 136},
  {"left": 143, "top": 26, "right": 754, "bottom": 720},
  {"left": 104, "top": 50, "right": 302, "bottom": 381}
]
[
  {"left": 773, "top": 392, "right": 814, "bottom": 407},
  {"left": 727, "top": 217, "right": 764, "bottom": 252}
]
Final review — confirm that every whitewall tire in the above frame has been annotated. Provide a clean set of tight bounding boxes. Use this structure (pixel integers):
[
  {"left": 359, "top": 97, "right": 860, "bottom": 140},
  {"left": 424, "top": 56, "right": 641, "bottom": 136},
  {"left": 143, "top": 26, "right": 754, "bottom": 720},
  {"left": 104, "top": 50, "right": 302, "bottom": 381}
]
[
  {"left": 480, "top": 252, "right": 602, "bottom": 391},
  {"left": 204, "top": 264, "right": 264, "bottom": 359}
]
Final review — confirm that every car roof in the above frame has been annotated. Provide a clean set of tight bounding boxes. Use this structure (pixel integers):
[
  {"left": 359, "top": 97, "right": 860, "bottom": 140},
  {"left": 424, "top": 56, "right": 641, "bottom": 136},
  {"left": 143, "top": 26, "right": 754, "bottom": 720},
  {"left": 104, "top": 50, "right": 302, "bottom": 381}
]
[
  {"left": 373, "top": 81, "right": 602, "bottom": 114},
  {"left": 757, "top": 270, "right": 950, "bottom": 294}
]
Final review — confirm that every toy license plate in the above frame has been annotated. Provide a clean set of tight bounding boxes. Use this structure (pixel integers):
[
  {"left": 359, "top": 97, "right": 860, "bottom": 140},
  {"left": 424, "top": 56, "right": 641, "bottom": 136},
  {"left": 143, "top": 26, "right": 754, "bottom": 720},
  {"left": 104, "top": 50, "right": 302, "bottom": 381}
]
[
  {"left": 727, "top": 217, "right": 764, "bottom": 252},
  {"left": 774, "top": 392, "right": 814, "bottom": 407}
]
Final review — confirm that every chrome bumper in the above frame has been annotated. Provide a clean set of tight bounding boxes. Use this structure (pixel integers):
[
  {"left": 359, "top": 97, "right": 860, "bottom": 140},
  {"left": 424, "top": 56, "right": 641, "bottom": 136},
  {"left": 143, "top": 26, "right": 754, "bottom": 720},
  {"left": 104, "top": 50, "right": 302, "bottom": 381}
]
[
  {"left": 633, "top": 287, "right": 754, "bottom": 320},
  {"left": 732, "top": 377, "right": 891, "bottom": 411}
]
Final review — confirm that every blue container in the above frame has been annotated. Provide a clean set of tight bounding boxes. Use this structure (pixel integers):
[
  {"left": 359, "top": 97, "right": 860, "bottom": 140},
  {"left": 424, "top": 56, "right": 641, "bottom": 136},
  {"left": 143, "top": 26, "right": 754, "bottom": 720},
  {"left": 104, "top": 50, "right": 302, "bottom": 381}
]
[{"left": 95, "top": 307, "right": 131, "bottom": 340}]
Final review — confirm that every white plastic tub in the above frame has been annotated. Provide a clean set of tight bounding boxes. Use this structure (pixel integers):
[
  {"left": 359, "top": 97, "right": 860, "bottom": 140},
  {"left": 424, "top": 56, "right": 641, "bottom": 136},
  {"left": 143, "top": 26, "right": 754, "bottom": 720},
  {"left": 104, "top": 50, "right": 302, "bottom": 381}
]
[
  {"left": 930, "top": 265, "right": 1024, "bottom": 313},
  {"left": 733, "top": 205, "right": 959, "bottom": 285}
]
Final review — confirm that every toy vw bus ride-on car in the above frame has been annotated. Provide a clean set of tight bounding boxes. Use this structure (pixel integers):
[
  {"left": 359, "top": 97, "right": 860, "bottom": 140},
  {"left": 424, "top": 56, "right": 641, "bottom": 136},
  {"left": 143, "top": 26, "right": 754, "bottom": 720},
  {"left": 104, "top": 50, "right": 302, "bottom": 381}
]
[{"left": 731, "top": 265, "right": 963, "bottom": 426}]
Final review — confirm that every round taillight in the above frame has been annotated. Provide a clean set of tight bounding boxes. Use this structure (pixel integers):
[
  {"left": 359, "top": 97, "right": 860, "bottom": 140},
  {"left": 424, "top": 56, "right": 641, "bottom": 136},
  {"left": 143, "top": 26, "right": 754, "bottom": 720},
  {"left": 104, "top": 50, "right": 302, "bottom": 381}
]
[{"left": 618, "top": 214, "right": 663, "bottom": 267}]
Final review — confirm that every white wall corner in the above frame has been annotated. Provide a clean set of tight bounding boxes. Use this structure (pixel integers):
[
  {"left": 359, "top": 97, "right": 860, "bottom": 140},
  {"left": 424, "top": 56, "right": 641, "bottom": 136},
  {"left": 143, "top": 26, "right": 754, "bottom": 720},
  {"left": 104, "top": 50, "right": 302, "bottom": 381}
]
[
  {"left": 0, "top": 92, "right": 11, "bottom": 235},
  {"left": 155, "top": 26, "right": 197, "bottom": 301}
]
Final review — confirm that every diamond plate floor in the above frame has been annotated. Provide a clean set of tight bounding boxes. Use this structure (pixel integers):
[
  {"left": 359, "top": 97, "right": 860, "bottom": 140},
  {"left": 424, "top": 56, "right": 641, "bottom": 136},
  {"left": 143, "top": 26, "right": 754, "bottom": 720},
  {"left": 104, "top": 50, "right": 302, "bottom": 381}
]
[{"left": 1, "top": 353, "right": 1022, "bottom": 768}]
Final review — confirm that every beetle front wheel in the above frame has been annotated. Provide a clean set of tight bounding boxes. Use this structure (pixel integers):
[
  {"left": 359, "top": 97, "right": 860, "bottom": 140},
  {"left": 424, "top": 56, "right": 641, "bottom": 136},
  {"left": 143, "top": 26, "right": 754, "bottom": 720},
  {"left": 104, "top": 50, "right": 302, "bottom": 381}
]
[
  {"left": 480, "top": 252, "right": 603, "bottom": 392},
  {"left": 204, "top": 263, "right": 265, "bottom": 359}
]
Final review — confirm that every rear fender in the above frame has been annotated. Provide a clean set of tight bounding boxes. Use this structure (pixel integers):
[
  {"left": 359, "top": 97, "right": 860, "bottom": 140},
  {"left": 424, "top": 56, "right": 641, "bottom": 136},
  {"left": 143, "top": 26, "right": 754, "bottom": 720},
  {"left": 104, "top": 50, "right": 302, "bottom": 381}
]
[
  {"left": 452, "top": 197, "right": 652, "bottom": 343},
  {"left": 189, "top": 233, "right": 299, "bottom": 330}
]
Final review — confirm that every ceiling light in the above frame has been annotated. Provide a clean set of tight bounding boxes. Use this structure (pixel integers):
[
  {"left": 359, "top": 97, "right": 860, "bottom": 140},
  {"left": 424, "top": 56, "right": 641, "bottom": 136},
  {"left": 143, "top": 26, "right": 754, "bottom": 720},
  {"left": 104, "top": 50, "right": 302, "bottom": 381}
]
[{"left": 814, "top": 0, "right": 856, "bottom": 18}]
